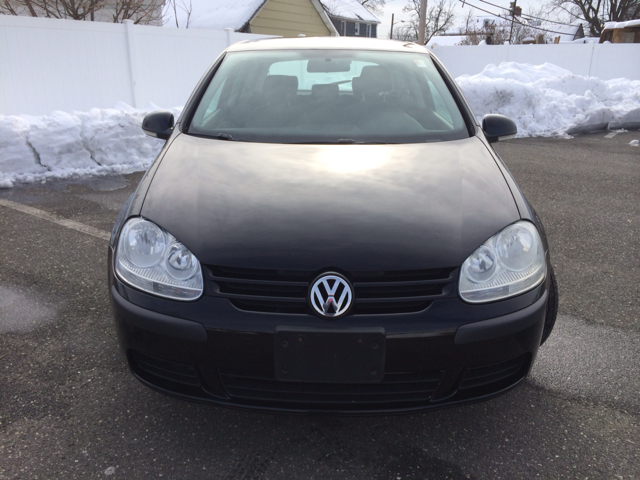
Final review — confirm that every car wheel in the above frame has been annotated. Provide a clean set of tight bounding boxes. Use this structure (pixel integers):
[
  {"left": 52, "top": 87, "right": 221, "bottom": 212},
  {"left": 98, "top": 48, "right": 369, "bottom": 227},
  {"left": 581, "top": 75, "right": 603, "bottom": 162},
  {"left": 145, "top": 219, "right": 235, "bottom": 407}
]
[{"left": 540, "top": 267, "right": 558, "bottom": 345}]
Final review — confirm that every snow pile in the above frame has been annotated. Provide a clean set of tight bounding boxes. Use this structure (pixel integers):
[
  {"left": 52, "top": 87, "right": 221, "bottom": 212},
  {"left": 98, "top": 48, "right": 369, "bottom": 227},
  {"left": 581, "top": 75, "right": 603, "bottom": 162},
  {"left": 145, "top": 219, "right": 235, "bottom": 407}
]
[
  {"left": 0, "top": 103, "right": 180, "bottom": 188},
  {"left": 456, "top": 62, "right": 640, "bottom": 137}
]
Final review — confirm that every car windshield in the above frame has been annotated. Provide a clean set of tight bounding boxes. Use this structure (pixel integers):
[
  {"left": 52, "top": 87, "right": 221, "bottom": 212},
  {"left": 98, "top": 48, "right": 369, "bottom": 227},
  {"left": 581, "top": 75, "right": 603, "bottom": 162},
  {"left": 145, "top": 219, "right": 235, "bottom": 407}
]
[{"left": 188, "top": 49, "right": 469, "bottom": 144}]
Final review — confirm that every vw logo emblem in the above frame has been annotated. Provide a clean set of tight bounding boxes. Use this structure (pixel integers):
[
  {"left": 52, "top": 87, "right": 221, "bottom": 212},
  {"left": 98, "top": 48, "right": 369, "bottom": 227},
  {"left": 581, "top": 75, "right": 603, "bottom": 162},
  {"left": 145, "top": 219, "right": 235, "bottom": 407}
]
[{"left": 309, "top": 273, "right": 353, "bottom": 318}]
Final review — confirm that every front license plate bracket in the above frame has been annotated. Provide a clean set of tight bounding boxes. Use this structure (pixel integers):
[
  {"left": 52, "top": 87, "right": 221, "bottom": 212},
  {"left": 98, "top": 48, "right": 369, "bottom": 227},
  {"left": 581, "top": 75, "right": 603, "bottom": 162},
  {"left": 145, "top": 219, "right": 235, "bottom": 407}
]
[{"left": 274, "top": 326, "right": 386, "bottom": 383}]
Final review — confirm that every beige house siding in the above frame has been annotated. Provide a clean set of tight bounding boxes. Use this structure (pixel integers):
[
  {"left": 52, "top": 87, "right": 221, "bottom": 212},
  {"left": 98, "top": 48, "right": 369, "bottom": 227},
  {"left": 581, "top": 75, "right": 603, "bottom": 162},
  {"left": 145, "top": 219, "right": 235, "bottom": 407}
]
[{"left": 250, "top": 0, "right": 332, "bottom": 37}]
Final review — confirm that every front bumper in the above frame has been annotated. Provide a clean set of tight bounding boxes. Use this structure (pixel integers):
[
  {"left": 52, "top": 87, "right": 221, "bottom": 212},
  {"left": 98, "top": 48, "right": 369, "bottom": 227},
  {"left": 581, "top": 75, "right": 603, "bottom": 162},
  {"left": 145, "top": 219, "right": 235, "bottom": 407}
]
[{"left": 109, "top": 256, "right": 548, "bottom": 415}]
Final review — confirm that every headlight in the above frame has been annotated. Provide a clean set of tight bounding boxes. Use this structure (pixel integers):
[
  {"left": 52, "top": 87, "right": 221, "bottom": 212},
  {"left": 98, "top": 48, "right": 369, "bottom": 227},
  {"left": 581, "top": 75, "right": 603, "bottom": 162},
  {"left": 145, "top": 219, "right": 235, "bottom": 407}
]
[
  {"left": 459, "top": 221, "right": 546, "bottom": 303},
  {"left": 115, "top": 218, "right": 203, "bottom": 300}
]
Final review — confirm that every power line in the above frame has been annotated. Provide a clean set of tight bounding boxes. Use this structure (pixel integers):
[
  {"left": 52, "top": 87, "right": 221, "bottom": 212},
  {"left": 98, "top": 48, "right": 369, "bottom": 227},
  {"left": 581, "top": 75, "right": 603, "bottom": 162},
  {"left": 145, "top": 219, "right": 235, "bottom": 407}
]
[
  {"left": 512, "top": 14, "right": 581, "bottom": 36},
  {"left": 458, "top": 0, "right": 581, "bottom": 37},
  {"left": 473, "top": 0, "right": 582, "bottom": 27}
]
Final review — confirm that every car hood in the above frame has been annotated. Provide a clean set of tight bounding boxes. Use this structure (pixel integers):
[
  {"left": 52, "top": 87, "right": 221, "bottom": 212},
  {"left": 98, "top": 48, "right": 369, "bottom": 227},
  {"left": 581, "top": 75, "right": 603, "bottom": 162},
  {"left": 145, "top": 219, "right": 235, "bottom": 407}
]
[{"left": 141, "top": 134, "right": 519, "bottom": 271}]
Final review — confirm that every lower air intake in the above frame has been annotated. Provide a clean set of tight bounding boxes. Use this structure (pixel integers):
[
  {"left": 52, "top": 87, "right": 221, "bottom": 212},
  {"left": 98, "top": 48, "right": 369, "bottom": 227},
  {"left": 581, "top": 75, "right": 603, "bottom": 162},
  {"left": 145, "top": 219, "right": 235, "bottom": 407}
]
[
  {"left": 219, "top": 369, "right": 444, "bottom": 409},
  {"left": 131, "top": 350, "right": 200, "bottom": 387},
  {"left": 458, "top": 354, "right": 529, "bottom": 391}
]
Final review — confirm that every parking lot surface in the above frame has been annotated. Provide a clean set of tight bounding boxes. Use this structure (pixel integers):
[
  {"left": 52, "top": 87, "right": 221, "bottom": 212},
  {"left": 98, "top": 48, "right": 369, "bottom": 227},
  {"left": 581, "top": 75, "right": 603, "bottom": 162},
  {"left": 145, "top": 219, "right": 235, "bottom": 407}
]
[{"left": 1, "top": 131, "right": 639, "bottom": 479}]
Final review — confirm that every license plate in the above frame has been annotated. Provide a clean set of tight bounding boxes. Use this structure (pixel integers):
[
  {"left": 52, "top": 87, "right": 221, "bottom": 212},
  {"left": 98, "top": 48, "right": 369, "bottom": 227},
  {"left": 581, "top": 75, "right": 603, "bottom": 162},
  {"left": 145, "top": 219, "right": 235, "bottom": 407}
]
[{"left": 274, "top": 327, "right": 385, "bottom": 383}]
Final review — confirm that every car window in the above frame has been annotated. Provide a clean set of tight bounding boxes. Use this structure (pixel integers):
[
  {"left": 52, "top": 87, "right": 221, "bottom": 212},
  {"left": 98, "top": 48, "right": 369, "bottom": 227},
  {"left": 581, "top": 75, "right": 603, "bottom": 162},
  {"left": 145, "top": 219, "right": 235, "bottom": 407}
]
[
  {"left": 201, "top": 78, "right": 226, "bottom": 120},
  {"left": 188, "top": 50, "right": 469, "bottom": 144},
  {"left": 427, "top": 80, "right": 453, "bottom": 125}
]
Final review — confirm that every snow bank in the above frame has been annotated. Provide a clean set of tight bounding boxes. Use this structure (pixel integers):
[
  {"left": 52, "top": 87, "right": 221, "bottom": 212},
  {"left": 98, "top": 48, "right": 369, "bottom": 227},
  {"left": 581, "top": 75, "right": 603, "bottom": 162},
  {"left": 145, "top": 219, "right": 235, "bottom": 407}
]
[
  {"left": 456, "top": 62, "right": 640, "bottom": 137},
  {"left": 0, "top": 103, "right": 180, "bottom": 188},
  {"left": 1, "top": 62, "right": 640, "bottom": 187}
]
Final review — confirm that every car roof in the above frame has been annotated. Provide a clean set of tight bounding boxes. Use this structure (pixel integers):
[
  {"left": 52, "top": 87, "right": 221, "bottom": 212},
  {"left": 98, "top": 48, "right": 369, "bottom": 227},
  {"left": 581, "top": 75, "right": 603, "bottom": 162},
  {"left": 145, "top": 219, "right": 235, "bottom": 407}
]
[{"left": 227, "top": 36, "right": 432, "bottom": 54}]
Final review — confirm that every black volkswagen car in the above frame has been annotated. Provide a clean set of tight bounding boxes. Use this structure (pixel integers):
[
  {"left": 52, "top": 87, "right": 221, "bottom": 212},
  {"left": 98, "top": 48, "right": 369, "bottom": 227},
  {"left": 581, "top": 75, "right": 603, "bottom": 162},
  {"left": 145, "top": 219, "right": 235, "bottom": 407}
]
[{"left": 108, "top": 37, "right": 558, "bottom": 414}]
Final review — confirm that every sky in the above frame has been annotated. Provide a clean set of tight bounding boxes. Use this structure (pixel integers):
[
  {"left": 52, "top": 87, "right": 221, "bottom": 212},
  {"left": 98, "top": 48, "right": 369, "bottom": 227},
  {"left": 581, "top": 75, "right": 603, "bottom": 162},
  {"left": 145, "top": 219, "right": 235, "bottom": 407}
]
[{"left": 376, "top": 0, "right": 542, "bottom": 39}]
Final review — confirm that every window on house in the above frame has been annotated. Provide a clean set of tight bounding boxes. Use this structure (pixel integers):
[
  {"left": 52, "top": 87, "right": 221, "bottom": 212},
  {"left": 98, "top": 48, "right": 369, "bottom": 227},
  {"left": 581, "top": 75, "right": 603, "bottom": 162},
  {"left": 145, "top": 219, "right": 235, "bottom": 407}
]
[
  {"left": 367, "top": 24, "right": 371, "bottom": 37},
  {"left": 620, "top": 31, "right": 635, "bottom": 43},
  {"left": 341, "top": 21, "right": 346, "bottom": 36},
  {"left": 355, "top": 23, "right": 360, "bottom": 35}
]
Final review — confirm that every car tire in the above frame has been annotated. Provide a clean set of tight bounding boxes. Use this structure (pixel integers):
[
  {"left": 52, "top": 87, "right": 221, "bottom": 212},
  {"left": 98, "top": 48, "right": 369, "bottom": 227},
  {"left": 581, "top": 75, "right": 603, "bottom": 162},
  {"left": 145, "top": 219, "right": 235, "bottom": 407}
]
[{"left": 540, "top": 267, "right": 558, "bottom": 345}]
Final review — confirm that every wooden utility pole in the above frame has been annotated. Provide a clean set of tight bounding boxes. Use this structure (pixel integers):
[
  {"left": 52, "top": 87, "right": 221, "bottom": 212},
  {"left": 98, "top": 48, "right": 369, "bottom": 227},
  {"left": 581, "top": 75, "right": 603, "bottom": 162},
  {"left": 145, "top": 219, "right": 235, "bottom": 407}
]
[
  {"left": 390, "top": 13, "right": 394, "bottom": 39},
  {"left": 418, "top": 0, "right": 428, "bottom": 45},
  {"left": 508, "top": 0, "right": 517, "bottom": 44}
]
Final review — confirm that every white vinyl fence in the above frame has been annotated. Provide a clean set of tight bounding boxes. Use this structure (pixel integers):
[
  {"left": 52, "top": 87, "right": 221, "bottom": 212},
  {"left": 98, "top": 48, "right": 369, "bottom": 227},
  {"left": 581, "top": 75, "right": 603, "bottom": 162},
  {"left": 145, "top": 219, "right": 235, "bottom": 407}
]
[
  {"left": 430, "top": 43, "right": 640, "bottom": 80},
  {"left": 1, "top": 15, "right": 639, "bottom": 117},
  {"left": 0, "top": 16, "right": 272, "bottom": 116}
]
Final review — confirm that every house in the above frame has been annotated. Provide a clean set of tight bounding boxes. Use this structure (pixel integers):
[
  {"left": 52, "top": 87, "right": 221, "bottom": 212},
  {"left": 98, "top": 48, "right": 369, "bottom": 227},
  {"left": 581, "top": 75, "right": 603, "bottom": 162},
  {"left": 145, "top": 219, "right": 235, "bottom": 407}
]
[
  {"left": 166, "top": 0, "right": 382, "bottom": 38},
  {"left": 177, "top": 0, "right": 339, "bottom": 37},
  {"left": 600, "top": 20, "right": 640, "bottom": 43},
  {"left": 539, "top": 22, "right": 585, "bottom": 43},
  {"left": 321, "top": 0, "right": 380, "bottom": 37}
]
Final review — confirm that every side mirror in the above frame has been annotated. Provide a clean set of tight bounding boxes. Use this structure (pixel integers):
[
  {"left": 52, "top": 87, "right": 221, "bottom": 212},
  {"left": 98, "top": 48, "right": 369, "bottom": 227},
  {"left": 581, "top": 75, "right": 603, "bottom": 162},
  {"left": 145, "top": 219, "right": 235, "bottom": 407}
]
[
  {"left": 142, "top": 111, "right": 174, "bottom": 140},
  {"left": 482, "top": 114, "right": 517, "bottom": 143}
]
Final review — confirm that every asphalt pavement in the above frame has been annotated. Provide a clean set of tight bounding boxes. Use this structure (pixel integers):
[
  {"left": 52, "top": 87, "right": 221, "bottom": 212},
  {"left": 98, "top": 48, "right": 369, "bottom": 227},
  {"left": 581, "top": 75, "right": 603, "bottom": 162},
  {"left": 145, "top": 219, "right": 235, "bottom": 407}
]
[{"left": 0, "top": 131, "right": 639, "bottom": 479}]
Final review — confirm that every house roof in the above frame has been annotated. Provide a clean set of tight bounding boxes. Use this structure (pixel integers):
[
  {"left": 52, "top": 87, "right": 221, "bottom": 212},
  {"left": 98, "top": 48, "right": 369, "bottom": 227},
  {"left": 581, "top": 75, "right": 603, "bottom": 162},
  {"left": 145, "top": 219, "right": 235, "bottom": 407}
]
[
  {"left": 165, "top": 0, "right": 338, "bottom": 33},
  {"left": 603, "top": 19, "right": 640, "bottom": 30},
  {"left": 538, "top": 22, "right": 584, "bottom": 41},
  {"left": 320, "top": 0, "right": 380, "bottom": 24},
  {"left": 165, "top": 0, "right": 340, "bottom": 35},
  {"left": 165, "top": 0, "right": 267, "bottom": 30}
]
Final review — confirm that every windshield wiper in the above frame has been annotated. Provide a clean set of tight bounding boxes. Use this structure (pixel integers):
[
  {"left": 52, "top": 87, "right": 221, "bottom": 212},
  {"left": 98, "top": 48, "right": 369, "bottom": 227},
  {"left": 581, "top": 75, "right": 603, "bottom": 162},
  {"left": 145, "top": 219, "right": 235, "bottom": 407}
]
[
  {"left": 213, "top": 133, "right": 234, "bottom": 141},
  {"left": 290, "top": 139, "right": 397, "bottom": 145},
  {"left": 337, "top": 139, "right": 397, "bottom": 144}
]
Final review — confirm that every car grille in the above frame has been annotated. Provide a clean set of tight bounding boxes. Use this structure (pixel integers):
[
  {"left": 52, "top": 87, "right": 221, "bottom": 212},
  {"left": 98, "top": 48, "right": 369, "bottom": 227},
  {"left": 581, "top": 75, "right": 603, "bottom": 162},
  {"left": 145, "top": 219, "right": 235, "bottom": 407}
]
[
  {"left": 204, "top": 265, "right": 457, "bottom": 315},
  {"left": 219, "top": 368, "right": 444, "bottom": 408}
]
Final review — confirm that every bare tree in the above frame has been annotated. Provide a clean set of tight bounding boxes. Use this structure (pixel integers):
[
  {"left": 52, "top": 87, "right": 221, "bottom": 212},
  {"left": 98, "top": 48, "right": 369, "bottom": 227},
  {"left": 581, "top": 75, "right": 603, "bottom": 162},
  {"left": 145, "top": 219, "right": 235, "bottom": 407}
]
[
  {"left": 547, "top": 0, "right": 640, "bottom": 36},
  {"left": 1, "top": 0, "right": 165, "bottom": 24},
  {"left": 392, "top": 0, "right": 456, "bottom": 44},
  {"left": 0, "top": 0, "right": 36, "bottom": 16},
  {"left": 322, "top": 0, "right": 385, "bottom": 17},
  {"left": 112, "top": 0, "right": 164, "bottom": 24},
  {"left": 457, "top": 11, "right": 552, "bottom": 45},
  {"left": 2, "top": 0, "right": 108, "bottom": 20},
  {"left": 359, "top": 0, "right": 385, "bottom": 16},
  {"left": 163, "top": 0, "right": 191, "bottom": 27}
]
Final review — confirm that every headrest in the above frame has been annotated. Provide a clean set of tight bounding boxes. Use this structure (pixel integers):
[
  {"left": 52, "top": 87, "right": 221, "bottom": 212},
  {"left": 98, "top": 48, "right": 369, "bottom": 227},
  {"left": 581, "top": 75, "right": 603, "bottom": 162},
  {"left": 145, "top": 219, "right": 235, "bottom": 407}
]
[
  {"left": 352, "top": 66, "right": 392, "bottom": 101},
  {"left": 263, "top": 75, "right": 298, "bottom": 100},
  {"left": 311, "top": 83, "right": 340, "bottom": 101}
]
